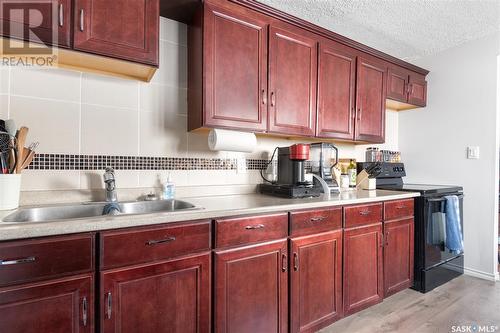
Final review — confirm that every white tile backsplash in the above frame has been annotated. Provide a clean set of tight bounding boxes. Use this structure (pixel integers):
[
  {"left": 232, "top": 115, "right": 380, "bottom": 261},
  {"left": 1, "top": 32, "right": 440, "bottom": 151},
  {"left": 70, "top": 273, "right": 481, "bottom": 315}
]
[
  {"left": 81, "top": 104, "right": 139, "bottom": 155},
  {"left": 2, "top": 17, "right": 400, "bottom": 193},
  {"left": 10, "top": 96, "right": 80, "bottom": 153},
  {"left": 21, "top": 170, "right": 81, "bottom": 190},
  {"left": 82, "top": 74, "right": 139, "bottom": 109},
  {"left": 10, "top": 67, "right": 80, "bottom": 102},
  {"left": 139, "top": 111, "right": 188, "bottom": 157},
  {"left": 0, "top": 68, "right": 9, "bottom": 94},
  {"left": 0, "top": 95, "right": 8, "bottom": 119}
]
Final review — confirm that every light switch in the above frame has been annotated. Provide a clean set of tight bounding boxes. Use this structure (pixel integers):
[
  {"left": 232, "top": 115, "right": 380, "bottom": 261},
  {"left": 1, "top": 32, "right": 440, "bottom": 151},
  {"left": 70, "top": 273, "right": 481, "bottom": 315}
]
[{"left": 467, "top": 146, "right": 480, "bottom": 159}]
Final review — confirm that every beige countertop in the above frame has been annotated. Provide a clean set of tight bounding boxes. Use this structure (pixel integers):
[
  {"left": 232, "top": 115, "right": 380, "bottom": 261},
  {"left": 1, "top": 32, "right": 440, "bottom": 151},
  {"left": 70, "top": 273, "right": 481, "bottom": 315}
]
[{"left": 0, "top": 190, "right": 419, "bottom": 241}]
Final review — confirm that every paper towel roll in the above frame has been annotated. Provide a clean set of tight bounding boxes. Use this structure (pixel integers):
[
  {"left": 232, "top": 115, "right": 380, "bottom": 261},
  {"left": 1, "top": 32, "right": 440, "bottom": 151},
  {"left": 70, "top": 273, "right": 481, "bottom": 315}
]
[{"left": 208, "top": 129, "right": 257, "bottom": 153}]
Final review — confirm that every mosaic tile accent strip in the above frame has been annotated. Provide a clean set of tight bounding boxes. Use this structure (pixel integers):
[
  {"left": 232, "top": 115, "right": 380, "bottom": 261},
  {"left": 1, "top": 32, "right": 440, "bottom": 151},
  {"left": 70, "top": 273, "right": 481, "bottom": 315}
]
[{"left": 26, "top": 154, "right": 270, "bottom": 171}]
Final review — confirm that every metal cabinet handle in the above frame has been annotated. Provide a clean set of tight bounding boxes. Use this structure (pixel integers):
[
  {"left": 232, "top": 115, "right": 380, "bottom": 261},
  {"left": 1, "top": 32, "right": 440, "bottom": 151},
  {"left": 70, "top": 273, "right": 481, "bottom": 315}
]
[
  {"left": 262, "top": 89, "right": 267, "bottom": 105},
  {"left": 379, "top": 233, "right": 384, "bottom": 248},
  {"left": 79, "top": 9, "right": 84, "bottom": 32},
  {"left": 385, "top": 232, "right": 390, "bottom": 246},
  {"left": 281, "top": 253, "right": 287, "bottom": 272},
  {"left": 310, "top": 216, "right": 325, "bottom": 222},
  {"left": 357, "top": 108, "right": 362, "bottom": 121},
  {"left": 146, "top": 236, "right": 176, "bottom": 245},
  {"left": 359, "top": 210, "right": 370, "bottom": 216},
  {"left": 106, "top": 292, "right": 112, "bottom": 319},
  {"left": 293, "top": 252, "right": 299, "bottom": 271},
  {"left": 245, "top": 224, "right": 264, "bottom": 230},
  {"left": 82, "top": 297, "right": 88, "bottom": 326},
  {"left": 395, "top": 205, "right": 406, "bottom": 210},
  {"left": 0, "top": 256, "right": 36, "bottom": 266},
  {"left": 58, "top": 3, "right": 63, "bottom": 27},
  {"left": 410, "top": 84, "right": 414, "bottom": 95},
  {"left": 270, "top": 92, "right": 276, "bottom": 107}
]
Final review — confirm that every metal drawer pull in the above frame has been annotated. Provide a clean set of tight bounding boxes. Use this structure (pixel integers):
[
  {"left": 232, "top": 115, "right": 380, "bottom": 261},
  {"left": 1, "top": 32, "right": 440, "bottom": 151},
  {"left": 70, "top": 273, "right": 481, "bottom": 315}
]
[
  {"left": 395, "top": 205, "right": 406, "bottom": 209},
  {"left": 359, "top": 210, "right": 371, "bottom": 216},
  {"left": 262, "top": 89, "right": 267, "bottom": 105},
  {"left": 270, "top": 92, "right": 276, "bottom": 107},
  {"left": 106, "top": 292, "right": 112, "bottom": 319},
  {"left": 79, "top": 9, "right": 84, "bottom": 32},
  {"left": 281, "top": 253, "right": 287, "bottom": 272},
  {"left": 146, "top": 236, "right": 176, "bottom": 246},
  {"left": 385, "top": 232, "right": 390, "bottom": 246},
  {"left": 0, "top": 256, "right": 36, "bottom": 266},
  {"left": 58, "top": 4, "right": 63, "bottom": 27},
  {"left": 293, "top": 253, "right": 299, "bottom": 271},
  {"left": 82, "top": 297, "right": 88, "bottom": 326},
  {"left": 310, "top": 216, "right": 325, "bottom": 222},
  {"left": 245, "top": 224, "right": 265, "bottom": 230}
]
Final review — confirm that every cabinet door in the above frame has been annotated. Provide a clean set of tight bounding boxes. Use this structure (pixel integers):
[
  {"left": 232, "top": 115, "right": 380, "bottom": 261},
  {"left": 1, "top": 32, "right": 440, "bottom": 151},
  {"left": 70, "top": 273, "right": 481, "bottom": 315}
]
[
  {"left": 290, "top": 231, "right": 343, "bottom": 333},
  {"left": 408, "top": 74, "right": 427, "bottom": 107},
  {"left": 203, "top": 4, "right": 268, "bottom": 131},
  {"left": 101, "top": 252, "right": 210, "bottom": 333},
  {"left": 317, "top": 41, "right": 356, "bottom": 140},
  {"left": 355, "top": 56, "right": 387, "bottom": 143},
  {"left": 0, "top": 0, "right": 71, "bottom": 47},
  {"left": 215, "top": 240, "right": 288, "bottom": 333},
  {"left": 343, "top": 223, "right": 383, "bottom": 316},
  {"left": 384, "top": 218, "right": 414, "bottom": 297},
  {"left": 0, "top": 275, "right": 93, "bottom": 333},
  {"left": 386, "top": 67, "right": 409, "bottom": 102},
  {"left": 74, "top": 0, "right": 159, "bottom": 65},
  {"left": 269, "top": 25, "right": 317, "bottom": 136}
]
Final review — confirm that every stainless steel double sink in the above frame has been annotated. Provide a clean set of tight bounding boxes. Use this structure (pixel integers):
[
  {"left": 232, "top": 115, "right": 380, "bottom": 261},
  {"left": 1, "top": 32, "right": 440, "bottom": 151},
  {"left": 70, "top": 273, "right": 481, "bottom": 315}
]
[{"left": 2, "top": 199, "right": 202, "bottom": 223}]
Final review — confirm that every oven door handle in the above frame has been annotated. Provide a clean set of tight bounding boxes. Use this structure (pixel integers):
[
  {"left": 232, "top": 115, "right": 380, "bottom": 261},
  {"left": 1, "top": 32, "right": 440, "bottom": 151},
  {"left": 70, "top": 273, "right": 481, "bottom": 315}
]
[{"left": 426, "top": 194, "right": 464, "bottom": 202}]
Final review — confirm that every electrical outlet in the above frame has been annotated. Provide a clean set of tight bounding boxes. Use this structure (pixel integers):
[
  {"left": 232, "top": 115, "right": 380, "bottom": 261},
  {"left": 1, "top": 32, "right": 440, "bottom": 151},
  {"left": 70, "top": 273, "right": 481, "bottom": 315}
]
[
  {"left": 237, "top": 157, "right": 247, "bottom": 174},
  {"left": 467, "top": 146, "right": 480, "bottom": 159}
]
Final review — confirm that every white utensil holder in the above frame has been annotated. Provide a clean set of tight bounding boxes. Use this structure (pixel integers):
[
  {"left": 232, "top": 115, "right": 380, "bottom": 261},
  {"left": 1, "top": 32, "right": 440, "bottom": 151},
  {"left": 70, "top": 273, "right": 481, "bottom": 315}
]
[{"left": 0, "top": 174, "right": 22, "bottom": 210}]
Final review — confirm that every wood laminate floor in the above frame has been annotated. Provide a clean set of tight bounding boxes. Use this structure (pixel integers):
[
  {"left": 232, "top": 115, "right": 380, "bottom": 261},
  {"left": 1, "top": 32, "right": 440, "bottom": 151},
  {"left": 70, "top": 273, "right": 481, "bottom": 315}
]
[{"left": 321, "top": 276, "right": 500, "bottom": 333}]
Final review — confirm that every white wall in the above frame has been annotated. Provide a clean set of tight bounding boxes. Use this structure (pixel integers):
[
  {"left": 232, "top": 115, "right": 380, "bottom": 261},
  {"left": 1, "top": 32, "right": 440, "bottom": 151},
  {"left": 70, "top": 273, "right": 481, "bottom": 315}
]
[
  {"left": 0, "top": 18, "right": 399, "bottom": 191},
  {"left": 399, "top": 33, "right": 500, "bottom": 280}
]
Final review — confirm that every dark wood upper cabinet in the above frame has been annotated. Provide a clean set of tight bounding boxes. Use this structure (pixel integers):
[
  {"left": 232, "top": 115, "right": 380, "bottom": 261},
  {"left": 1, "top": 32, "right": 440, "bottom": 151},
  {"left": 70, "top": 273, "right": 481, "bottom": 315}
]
[
  {"left": 0, "top": 0, "right": 71, "bottom": 47},
  {"left": 0, "top": 275, "right": 94, "bottom": 333},
  {"left": 408, "top": 73, "right": 427, "bottom": 107},
  {"left": 202, "top": 4, "right": 268, "bottom": 131},
  {"left": 73, "top": 0, "right": 159, "bottom": 66},
  {"left": 101, "top": 252, "right": 211, "bottom": 333},
  {"left": 387, "top": 67, "right": 409, "bottom": 102},
  {"left": 290, "top": 230, "right": 343, "bottom": 333},
  {"left": 214, "top": 240, "right": 288, "bottom": 333},
  {"left": 316, "top": 41, "right": 356, "bottom": 140},
  {"left": 268, "top": 24, "right": 317, "bottom": 136},
  {"left": 343, "top": 223, "right": 384, "bottom": 316},
  {"left": 355, "top": 56, "right": 387, "bottom": 143},
  {"left": 384, "top": 218, "right": 414, "bottom": 297}
]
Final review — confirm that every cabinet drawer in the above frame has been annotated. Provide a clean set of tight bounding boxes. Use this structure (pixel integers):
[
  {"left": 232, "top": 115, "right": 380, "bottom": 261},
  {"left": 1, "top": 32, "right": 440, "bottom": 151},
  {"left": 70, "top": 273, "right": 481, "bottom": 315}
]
[
  {"left": 101, "top": 221, "right": 211, "bottom": 270},
  {"left": 290, "top": 207, "right": 342, "bottom": 237},
  {"left": 384, "top": 199, "right": 414, "bottom": 221},
  {"left": 0, "top": 233, "right": 94, "bottom": 287},
  {"left": 344, "top": 203, "right": 383, "bottom": 228},
  {"left": 215, "top": 213, "right": 288, "bottom": 248}
]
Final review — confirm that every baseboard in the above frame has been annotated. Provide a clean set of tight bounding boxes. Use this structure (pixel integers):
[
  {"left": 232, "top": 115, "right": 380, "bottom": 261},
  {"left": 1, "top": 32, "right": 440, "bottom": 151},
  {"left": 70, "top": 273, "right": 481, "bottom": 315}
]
[{"left": 463, "top": 266, "right": 499, "bottom": 281}]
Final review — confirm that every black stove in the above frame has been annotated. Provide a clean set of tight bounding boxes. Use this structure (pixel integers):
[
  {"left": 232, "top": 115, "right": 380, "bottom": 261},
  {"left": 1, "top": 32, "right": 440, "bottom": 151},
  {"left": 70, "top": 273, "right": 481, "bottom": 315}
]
[
  {"left": 358, "top": 162, "right": 464, "bottom": 293},
  {"left": 378, "top": 183, "right": 463, "bottom": 196}
]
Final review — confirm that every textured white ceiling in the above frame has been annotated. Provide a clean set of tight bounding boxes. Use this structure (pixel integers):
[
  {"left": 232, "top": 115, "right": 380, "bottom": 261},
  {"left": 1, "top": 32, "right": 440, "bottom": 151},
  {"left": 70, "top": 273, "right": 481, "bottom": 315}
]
[{"left": 258, "top": 0, "right": 500, "bottom": 61}]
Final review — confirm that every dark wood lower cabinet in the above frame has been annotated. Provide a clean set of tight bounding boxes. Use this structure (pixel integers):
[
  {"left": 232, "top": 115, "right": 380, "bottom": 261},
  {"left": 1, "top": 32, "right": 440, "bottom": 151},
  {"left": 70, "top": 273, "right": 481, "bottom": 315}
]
[
  {"left": 214, "top": 239, "right": 288, "bottom": 333},
  {"left": 343, "top": 223, "right": 384, "bottom": 316},
  {"left": 290, "top": 230, "right": 343, "bottom": 333},
  {"left": 384, "top": 218, "right": 414, "bottom": 297},
  {"left": 101, "top": 252, "right": 211, "bottom": 333},
  {"left": 0, "top": 274, "right": 93, "bottom": 333}
]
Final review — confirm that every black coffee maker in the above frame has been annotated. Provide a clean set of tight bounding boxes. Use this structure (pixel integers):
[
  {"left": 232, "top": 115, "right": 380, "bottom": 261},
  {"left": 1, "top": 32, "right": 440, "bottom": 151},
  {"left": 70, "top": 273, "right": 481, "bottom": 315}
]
[{"left": 260, "top": 144, "right": 321, "bottom": 198}]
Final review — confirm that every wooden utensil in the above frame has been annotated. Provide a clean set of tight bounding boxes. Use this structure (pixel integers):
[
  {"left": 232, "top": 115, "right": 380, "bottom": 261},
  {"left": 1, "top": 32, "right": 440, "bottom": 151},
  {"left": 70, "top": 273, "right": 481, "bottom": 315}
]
[
  {"left": 20, "top": 149, "right": 36, "bottom": 171},
  {"left": 15, "top": 126, "right": 28, "bottom": 174}
]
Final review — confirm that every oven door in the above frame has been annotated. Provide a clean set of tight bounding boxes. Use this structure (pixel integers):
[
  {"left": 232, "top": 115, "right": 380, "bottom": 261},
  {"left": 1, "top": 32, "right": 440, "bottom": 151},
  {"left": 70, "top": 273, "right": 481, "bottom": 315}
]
[{"left": 423, "top": 193, "right": 464, "bottom": 269}]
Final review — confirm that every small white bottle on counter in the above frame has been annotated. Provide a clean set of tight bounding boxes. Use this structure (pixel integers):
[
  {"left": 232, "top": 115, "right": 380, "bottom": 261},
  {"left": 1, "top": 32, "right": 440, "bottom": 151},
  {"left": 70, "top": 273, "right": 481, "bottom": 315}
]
[{"left": 162, "top": 173, "right": 175, "bottom": 200}]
